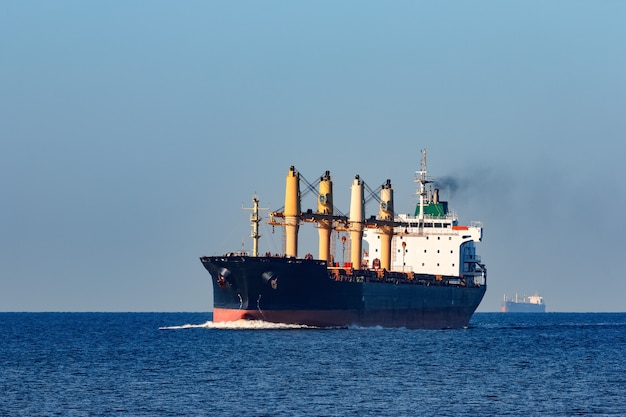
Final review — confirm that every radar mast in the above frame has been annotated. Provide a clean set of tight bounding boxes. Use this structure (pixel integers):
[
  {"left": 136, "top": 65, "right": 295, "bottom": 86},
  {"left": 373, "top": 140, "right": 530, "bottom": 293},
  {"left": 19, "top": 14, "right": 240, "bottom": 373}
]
[{"left": 415, "top": 149, "right": 433, "bottom": 220}]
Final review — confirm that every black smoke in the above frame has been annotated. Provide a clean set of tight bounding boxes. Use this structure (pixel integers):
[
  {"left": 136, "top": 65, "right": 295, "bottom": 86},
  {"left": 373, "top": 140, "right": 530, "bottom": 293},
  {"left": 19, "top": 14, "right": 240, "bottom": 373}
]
[{"left": 434, "top": 175, "right": 462, "bottom": 197}]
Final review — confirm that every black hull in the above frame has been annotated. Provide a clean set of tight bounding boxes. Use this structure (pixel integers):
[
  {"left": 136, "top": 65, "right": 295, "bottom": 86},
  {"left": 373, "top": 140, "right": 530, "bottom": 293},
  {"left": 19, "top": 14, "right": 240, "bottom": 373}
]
[{"left": 200, "top": 255, "right": 486, "bottom": 329}]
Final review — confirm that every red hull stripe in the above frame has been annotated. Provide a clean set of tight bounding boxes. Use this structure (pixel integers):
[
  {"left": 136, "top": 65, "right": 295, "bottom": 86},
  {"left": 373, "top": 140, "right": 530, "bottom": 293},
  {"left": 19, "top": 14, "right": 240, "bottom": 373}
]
[{"left": 213, "top": 308, "right": 470, "bottom": 329}]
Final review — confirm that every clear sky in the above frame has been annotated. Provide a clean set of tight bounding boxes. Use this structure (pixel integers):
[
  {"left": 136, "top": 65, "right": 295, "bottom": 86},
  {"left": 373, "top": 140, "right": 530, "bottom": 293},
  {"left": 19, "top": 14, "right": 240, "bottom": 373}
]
[{"left": 2, "top": 1, "right": 625, "bottom": 312}]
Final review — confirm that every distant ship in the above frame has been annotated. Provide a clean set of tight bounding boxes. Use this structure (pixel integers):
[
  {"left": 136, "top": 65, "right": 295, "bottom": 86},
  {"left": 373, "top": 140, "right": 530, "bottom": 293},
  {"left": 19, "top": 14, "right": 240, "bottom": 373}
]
[
  {"left": 200, "top": 150, "right": 487, "bottom": 328},
  {"left": 501, "top": 293, "right": 546, "bottom": 313}
]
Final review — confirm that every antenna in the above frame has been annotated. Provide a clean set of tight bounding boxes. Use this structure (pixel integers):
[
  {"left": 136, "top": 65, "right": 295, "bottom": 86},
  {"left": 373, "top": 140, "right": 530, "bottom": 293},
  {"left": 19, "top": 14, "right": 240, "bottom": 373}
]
[{"left": 414, "top": 148, "right": 433, "bottom": 220}]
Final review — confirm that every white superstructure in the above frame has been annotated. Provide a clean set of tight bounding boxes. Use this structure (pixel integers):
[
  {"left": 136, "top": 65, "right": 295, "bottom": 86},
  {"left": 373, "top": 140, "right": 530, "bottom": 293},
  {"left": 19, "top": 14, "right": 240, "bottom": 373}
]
[{"left": 362, "top": 149, "right": 485, "bottom": 285}]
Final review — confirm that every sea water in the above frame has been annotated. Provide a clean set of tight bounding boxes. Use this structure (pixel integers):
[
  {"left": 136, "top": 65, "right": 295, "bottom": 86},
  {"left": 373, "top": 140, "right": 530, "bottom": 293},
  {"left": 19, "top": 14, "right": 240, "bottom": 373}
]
[{"left": 1, "top": 312, "right": 625, "bottom": 416}]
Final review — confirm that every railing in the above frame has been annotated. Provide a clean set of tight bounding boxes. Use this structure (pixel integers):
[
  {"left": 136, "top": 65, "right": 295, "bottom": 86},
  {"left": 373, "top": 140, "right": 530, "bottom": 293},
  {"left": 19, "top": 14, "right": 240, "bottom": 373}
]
[{"left": 327, "top": 268, "right": 484, "bottom": 288}]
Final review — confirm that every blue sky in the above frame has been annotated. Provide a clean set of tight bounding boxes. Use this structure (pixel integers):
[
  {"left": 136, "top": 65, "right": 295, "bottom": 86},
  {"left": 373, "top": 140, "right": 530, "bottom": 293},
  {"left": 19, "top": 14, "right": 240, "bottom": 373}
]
[{"left": 2, "top": 1, "right": 625, "bottom": 312}]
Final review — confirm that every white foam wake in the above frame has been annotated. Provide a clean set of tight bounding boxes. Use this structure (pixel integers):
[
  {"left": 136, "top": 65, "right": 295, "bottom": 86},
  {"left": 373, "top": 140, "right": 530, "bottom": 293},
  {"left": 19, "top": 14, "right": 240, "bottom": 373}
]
[{"left": 159, "top": 319, "right": 318, "bottom": 330}]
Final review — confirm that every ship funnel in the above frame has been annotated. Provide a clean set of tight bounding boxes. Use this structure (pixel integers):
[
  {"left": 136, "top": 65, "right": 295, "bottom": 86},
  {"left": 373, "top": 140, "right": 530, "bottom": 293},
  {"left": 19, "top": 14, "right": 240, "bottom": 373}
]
[
  {"left": 378, "top": 179, "right": 394, "bottom": 271},
  {"left": 433, "top": 188, "right": 439, "bottom": 204},
  {"left": 284, "top": 166, "right": 300, "bottom": 257},
  {"left": 349, "top": 175, "right": 364, "bottom": 269},
  {"left": 317, "top": 170, "right": 333, "bottom": 262}
]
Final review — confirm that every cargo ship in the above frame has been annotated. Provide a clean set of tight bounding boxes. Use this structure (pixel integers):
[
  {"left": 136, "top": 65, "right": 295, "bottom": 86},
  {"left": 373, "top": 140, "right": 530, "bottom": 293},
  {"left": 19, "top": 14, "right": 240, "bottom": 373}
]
[
  {"left": 200, "top": 150, "right": 487, "bottom": 328},
  {"left": 501, "top": 293, "right": 546, "bottom": 313}
]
